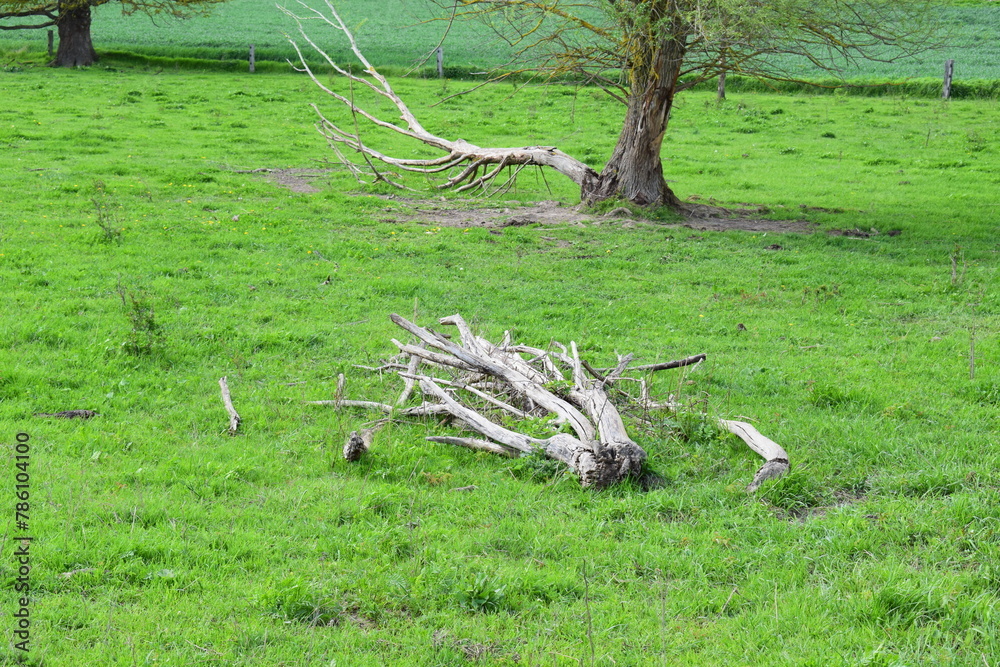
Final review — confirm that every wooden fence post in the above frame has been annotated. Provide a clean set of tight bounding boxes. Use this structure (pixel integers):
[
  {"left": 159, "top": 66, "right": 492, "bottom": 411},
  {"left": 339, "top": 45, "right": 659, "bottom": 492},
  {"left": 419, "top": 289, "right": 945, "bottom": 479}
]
[
  {"left": 436, "top": 47, "right": 443, "bottom": 78},
  {"left": 717, "top": 42, "right": 728, "bottom": 102},
  {"left": 249, "top": 44, "right": 256, "bottom": 74},
  {"left": 943, "top": 59, "right": 954, "bottom": 99},
  {"left": 47, "top": 30, "right": 53, "bottom": 57}
]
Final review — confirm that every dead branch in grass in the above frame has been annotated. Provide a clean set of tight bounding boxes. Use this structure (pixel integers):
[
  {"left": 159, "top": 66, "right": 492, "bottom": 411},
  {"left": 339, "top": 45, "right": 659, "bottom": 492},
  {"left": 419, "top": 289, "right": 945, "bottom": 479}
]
[{"left": 309, "top": 314, "right": 789, "bottom": 490}]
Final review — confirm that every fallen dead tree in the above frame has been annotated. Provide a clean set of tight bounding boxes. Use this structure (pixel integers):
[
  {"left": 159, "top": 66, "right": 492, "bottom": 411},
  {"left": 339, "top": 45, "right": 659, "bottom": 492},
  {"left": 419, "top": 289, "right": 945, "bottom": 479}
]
[
  {"left": 279, "top": 2, "right": 599, "bottom": 197},
  {"left": 311, "top": 314, "right": 789, "bottom": 490}
]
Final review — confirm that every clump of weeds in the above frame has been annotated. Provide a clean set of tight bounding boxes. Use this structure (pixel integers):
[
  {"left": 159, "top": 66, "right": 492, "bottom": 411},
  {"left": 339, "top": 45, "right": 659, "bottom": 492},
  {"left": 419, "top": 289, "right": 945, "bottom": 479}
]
[
  {"left": 91, "top": 180, "right": 125, "bottom": 245},
  {"left": 116, "top": 278, "right": 164, "bottom": 356}
]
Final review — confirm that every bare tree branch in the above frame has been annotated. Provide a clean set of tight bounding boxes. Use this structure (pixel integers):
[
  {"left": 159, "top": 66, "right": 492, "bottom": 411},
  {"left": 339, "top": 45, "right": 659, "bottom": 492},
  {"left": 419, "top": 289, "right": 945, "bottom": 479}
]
[
  {"left": 219, "top": 376, "right": 241, "bottom": 436},
  {"left": 280, "top": 0, "right": 599, "bottom": 193}
]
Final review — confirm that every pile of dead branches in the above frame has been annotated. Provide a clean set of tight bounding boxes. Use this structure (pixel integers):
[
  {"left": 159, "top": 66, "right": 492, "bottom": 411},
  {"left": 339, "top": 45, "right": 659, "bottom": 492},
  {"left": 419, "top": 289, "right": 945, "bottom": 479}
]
[{"left": 310, "top": 314, "right": 788, "bottom": 491}]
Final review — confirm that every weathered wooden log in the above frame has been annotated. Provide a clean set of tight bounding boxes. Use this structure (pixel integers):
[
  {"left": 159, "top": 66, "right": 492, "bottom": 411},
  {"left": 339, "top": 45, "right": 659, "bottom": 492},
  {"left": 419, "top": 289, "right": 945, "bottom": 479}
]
[
  {"left": 392, "top": 314, "right": 598, "bottom": 443},
  {"left": 343, "top": 428, "right": 374, "bottom": 461},
  {"left": 315, "top": 313, "right": 789, "bottom": 490},
  {"left": 718, "top": 419, "right": 790, "bottom": 492}
]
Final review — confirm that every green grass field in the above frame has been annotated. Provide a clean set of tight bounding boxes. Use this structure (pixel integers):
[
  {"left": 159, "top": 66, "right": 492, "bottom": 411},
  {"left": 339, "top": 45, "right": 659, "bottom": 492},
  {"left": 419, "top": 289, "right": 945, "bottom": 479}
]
[
  {"left": 2, "top": 0, "right": 1000, "bottom": 80},
  {"left": 0, "top": 57, "right": 998, "bottom": 664}
]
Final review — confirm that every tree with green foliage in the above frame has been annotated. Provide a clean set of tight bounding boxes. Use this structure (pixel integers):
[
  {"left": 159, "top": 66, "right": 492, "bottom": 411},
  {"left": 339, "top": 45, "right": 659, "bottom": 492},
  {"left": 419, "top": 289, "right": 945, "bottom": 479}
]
[
  {"left": 0, "top": 0, "right": 226, "bottom": 67},
  {"left": 289, "top": 0, "right": 939, "bottom": 209}
]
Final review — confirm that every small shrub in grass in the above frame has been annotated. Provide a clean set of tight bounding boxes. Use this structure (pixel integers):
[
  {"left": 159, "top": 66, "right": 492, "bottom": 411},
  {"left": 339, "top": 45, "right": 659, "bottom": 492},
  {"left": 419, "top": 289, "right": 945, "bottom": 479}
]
[
  {"left": 759, "top": 468, "right": 826, "bottom": 512},
  {"left": 90, "top": 179, "right": 125, "bottom": 245},
  {"left": 115, "top": 279, "right": 164, "bottom": 357},
  {"left": 892, "top": 472, "right": 963, "bottom": 498},
  {"left": 862, "top": 586, "right": 945, "bottom": 629},
  {"left": 456, "top": 573, "right": 509, "bottom": 614},
  {"left": 259, "top": 577, "right": 345, "bottom": 626},
  {"left": 91, "top": 199, "right": 124, "bottom": 245}
]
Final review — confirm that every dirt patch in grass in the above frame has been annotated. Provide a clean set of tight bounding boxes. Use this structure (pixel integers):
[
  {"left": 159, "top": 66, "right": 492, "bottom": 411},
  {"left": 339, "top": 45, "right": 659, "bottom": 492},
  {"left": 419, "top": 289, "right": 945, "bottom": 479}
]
[
  {"left": 827, "top": 227, "right": 903, "bottom": 238},
  {"left": 379, "top": 198, "right": 599, "bottom": 228},
  {"left": 251, "top": 171, "right": 818, "bottom": 233},
  {"left": 244, "top": 168, "right": 331, "bottom": 193},
  {"left": 247, "top": 170, "right": 817, "bottom": 233},
  {"left": 372, "top": 196, "right": 817, "bottom": 234},
  {"left": 681, "top": 211, "right": 815, "bottom": 234},
  {"left": 682, "top": 197, "right": 817, "bottom": 233}
]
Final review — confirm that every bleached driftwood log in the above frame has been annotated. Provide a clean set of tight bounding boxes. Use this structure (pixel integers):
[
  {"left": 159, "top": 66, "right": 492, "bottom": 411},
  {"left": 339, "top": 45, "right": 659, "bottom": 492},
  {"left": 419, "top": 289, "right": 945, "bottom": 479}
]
[
  {"left": 219, "top": 376, "right": 241, "bottom": 436},
  {"left": 317, "top": 313, "right": 789, "bottom": 490},
  {"left": 392, "top": 313, "right": 649, "bottom": 488},
  {"left": 718, "top": 419, "right": 790, "bottom": 492}
]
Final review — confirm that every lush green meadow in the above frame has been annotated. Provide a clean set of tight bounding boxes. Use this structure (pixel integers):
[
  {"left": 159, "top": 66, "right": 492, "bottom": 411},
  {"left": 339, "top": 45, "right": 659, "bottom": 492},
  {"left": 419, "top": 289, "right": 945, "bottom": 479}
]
[
  {"left": 2, "top": 0, "right": 1000, "bottom": 81},
  {"left": 1, "top": 54, "right": 999, "bottom": 667}
]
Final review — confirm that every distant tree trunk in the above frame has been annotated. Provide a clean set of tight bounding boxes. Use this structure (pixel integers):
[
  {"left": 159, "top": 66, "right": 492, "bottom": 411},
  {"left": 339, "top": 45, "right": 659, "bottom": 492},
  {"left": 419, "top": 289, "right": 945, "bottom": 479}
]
[
  {"left": 717, "top": 40, "right": 729, "bottom": 102},
  {"left": 582, "top": 29, "right": 686, "bottom": 208},
  {"left": 54, "top": 5, "right": 97, "bottom": 67}
]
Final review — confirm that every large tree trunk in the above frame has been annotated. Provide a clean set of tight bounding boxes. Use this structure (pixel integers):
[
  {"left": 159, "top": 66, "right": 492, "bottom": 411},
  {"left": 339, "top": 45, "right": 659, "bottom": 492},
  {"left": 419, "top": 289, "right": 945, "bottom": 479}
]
[
  {"left": 54, "top": 4, "right": 97, "bottom": 67},
  {"left": 582, "top": 15, "right": 687, "bottom": 208}
]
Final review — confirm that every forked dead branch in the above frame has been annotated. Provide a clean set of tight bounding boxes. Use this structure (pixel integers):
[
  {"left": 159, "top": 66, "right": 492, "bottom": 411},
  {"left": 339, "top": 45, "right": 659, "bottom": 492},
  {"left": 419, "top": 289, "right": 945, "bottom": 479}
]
[
  {"left": 279, "top": 1, "right": 599, "bottom": 198},
  {"left": 311, "top": 314, "right": 789, "bottom": 491}
]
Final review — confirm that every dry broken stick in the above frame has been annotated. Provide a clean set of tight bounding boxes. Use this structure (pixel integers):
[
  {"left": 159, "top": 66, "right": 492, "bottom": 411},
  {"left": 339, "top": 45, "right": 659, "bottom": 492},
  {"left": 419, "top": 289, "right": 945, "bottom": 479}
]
[
  {"left": 717, "top": 419, "right": 791, "bottom": 492},
  {"left": 305, "top": 399, "right": 452, "bottom": 418},
  {"left": 581, "top": 353, "right": 705, "bottom": 383},
  {"left": 305, "top": 373, "right": 454, "bottom": 461},
  {"left": 218, "top": 376, "right": 241, "bottom": 436},
  {"left": 34, "top": 410, "right": 98, "bottom": 419}
]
